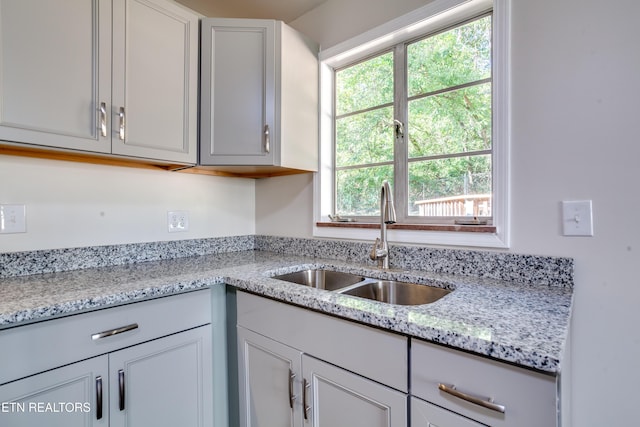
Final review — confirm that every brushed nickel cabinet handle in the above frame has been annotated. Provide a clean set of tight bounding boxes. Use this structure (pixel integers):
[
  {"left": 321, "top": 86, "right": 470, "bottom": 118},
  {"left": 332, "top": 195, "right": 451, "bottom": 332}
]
[
  {"left": 91, "top": 323, "right": 138, "bottom": 340},
  {"left": 438, "top": 383, "right": 506, "bottom": 413},
  {"left": 303, "top": 378, "right": 311, "bottom": 420},
  {"left": 264, "top": 124, "right": 270, "bottom": 153},
  {"left": 118, "top": 369, "right": 125, "bottom": 411},
  {"left": 118, "top": 107, "right": 126, "bottom": 140},
  {"left": 99, "top": 102, "right": 107, "bottom": 137},
  {"left": 96, "top": 376, "right": 103, "bottom": 420},
  {"left": 288, "top": 369, "right": 296, "bottom": 409}
]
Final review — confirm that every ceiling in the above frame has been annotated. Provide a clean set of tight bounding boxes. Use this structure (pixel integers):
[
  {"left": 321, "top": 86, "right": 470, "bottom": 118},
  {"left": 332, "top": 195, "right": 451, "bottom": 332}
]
[{"left": 176, "top": 0, "right": 328, "bottom": 22}]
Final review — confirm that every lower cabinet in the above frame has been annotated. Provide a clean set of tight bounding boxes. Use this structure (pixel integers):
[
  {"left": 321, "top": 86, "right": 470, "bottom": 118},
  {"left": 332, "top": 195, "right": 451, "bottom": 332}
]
[
  {"left": 410, "top": 339, "right": 559, "bottom": 427},
  {"left": 235, "top": 291, "right": 562, "bottom": 427},
  {"left": 237, "top": 326, "right": 302, "bottom": 427},
  {"left": 0, "top": 356, "right": 108, "bottom": 427},
  {"left": 0, "top": 290, "right": 214, "bottom": 427},
  {"left": 302, "top": 354, "right": 407, "bottom": 427},
  {"left": 236, "top": 291, "right": 408, "bottom": 427},
  {"left": 238, "top": 326, "right": 406, "bottom": 427},
  {"left": 109, "top": 326, "right": 212, "bottom": 427}
]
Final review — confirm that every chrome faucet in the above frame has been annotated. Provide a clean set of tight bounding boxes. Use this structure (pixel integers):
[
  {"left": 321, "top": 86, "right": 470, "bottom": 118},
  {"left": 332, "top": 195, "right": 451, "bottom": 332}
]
[{"left": 370, "top": 180, "right": 397, "bottom": 269}]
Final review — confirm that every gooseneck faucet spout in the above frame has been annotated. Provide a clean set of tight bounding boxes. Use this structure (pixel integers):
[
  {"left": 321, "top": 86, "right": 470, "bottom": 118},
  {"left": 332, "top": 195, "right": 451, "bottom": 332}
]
[{"left": 370, "top": 180, "right": 396, "bottom": 269}]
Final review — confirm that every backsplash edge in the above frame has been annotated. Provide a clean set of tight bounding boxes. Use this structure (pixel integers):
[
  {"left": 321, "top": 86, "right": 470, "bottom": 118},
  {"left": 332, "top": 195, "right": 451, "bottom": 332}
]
[{"left": 0, "top": 235, "right": 573, "bottom": 287}]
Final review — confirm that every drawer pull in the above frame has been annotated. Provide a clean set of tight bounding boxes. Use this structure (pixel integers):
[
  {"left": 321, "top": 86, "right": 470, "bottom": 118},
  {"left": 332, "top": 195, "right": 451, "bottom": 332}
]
[
  {"left": 118, "top": 107, "right": 126, "bottom": 140},
  {"left": 264, "top": 124, "right": 270, "bottom": 153},
  {"left": 288, "top": 369, "right": 296, "bottom": 409},
  {"left": 438, "top": 383, "right": 506, "bottom": 414},
  {"left": 99, "top": 102, "right": 107, "bottom": 137},
  {"left": 91, "top": 323, "right": 139, "bottom": 340},
  {"left": 303, "top": 378, "right": 311, "bottom": 420},
  {"left": 119, "top": 369, "right": 126, "bottom": 411},
  {"left": 95, "top": 376, "right": 103, "bottom": 420}
]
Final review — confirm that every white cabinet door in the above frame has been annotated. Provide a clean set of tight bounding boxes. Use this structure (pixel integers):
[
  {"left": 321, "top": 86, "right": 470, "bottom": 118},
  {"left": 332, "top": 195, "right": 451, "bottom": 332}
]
[
  {"left": 111, "top": 0, "right": 198, "bottom": 163},
  {"left": 302, "top": 355, "right": 407, "bottom": 427},
  {"left": 0, "top": 0, "right": 111, "bottom": 153},
  {"left": 200, "top": 19, "right": 318, "bottom": 173},
  {"left": 0, "top": 356, "right": 108, "bottom": 427},
  {"left": 109, "top": 325, "right": 213, "bottom": 427},
  {"left": 237, "top": 326, "right": 302, "bottom": 427},
  {"left": 200, "top": 18, "right": 276, "bottom": 166},
  {"left": 411, "top": 397, "right": 484, "bottom": 427}
]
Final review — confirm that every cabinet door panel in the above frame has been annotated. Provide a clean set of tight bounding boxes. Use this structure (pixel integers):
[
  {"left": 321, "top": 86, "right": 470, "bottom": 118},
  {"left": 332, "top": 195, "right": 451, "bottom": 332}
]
[
  {"left": 200, "top": 19, "right": 276, "bottom": 165},
  {"left": 109, "top": 325, "right": 212, "bottom": 427},
  {"left": 238, "top": 326, "right": 302, "bottom": 427},
  {"left": 302, "top": 355, "right": 407, "bottom": 427},
  {"left": 0, "top": 356, "right": 108, "bottom": 427},
  {"left": 411, "top": 397, "right": 484, "bottom": 427},
  {"left": 112, "top": 0, "right": 197, "bottom": 163},
  {"left": 0, "top": 0, "right": 111, "bottom": 152}
]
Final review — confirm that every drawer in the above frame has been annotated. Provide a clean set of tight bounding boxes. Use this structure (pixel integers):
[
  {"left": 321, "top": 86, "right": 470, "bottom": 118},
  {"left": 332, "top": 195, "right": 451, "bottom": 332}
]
[
  {"left": 411, "top": 339, "right": 558, "bottom": 427},
  {"left": 237, "top": 291, "right": 408, "bottom": 392},
  {"left": 411, "top": 396, "right": 485, "bottom": 427},
  {"left": 0, "top": 289, "right": 211, "bottom": 385}
]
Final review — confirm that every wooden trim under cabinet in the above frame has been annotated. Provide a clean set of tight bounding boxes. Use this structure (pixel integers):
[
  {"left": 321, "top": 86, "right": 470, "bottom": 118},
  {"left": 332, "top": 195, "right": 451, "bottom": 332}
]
[
  {"left": 0, "top": 143, "right": 316, "bottom": 178},
  {"left": 0, "top": 143, "right": 191, "bottom": 172}
]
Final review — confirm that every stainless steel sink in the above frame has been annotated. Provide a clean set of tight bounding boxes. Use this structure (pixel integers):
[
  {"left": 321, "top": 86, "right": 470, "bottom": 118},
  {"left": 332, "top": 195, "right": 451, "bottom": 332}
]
[
  {"left": 340, "top": 280, "right": 451, "bottom": 305},
  {"left": 273, "top": 269, "right": 365, "bottom": 291},
  {"left": 272, "top": 269, "right": 451, "bottom": 305}
]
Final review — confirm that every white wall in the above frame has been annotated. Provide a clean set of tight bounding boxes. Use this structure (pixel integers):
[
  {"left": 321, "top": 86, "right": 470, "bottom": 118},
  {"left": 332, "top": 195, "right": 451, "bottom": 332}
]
[
  {"left": 256, "top": 0, "right": 640, "bottom": 425},
  {"left": 289, "top": 0, "right": 433, "bottom": 49},
  {"left": 0, "top": 155, "right": 255, "bottom": 252},
  {"left": 510, "top": 1, "right": 639, "bottom": 425},
  {"left": 255, "top": 174, "right": 315, "bottom": 237}
]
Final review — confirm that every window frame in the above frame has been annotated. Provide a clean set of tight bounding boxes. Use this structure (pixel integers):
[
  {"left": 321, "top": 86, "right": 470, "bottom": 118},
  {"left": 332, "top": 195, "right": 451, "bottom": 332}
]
[{"left": 314, "top": 0, "right": 511, "bottom": 248}]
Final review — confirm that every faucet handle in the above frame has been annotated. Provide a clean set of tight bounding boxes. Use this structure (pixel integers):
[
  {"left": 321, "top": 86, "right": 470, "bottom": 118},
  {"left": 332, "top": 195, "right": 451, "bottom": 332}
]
[{"left": 370, "top": 238, "right": 381, "bottom": 261}]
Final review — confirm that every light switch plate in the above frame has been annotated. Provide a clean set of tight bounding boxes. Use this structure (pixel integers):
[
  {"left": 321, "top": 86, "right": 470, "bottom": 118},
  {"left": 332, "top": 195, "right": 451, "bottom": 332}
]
[
  {"left": 562, "top": 200, "right": 593, "bottom": 236},
  {"left": 0, "top": 204, "right": 27, "bottom": 234}
]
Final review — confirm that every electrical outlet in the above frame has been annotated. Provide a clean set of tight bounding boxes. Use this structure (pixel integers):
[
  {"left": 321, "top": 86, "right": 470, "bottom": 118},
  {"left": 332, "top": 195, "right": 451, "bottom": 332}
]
[
  {"left": 0, "top": 204, "right": 27, "bottom": 234},
  {"left": 167, "top": 211, "right": 189, "bottom": 233}
]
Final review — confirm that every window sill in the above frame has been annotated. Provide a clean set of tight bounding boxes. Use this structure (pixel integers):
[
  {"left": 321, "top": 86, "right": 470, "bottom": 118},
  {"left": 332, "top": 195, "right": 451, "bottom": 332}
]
[
  {"left": 313, "top": 221, "right": 507, "bottom": 248},
  {"left": 316, "top": 222, "right": 496, "bottom": 233}
]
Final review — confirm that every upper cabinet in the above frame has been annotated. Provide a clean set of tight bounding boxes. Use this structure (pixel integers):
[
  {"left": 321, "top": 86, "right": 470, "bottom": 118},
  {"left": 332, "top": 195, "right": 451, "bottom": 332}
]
[
  {"left": 199, "top": 18, "right": 319, "bottom": 176},
  {"left": 111, "top": 0, "right": 198, "bottom": 163},
  {"left": 0, "top": 0, "right": 112, "bottom": 154},
  {"left": 0, "top": 0, "right": 198, "bottom": 165}
]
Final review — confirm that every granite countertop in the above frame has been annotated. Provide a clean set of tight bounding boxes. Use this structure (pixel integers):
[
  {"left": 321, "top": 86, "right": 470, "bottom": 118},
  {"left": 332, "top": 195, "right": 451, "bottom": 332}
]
[{"left": 0, "top": 249, "right": 573, "bottom": 374}]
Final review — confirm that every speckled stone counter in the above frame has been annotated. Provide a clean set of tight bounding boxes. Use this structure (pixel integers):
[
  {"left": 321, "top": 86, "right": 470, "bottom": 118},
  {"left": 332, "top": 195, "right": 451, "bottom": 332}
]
[{"left": 0, "top": 236, "right": 574, "bottom": 374}]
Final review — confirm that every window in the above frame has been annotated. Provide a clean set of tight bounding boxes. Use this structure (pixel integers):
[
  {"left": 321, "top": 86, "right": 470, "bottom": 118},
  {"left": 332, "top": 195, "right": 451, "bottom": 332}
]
[
  {"left": 316, "top": 0, "right": 510, "bottom": 248},
  {"left": 335, "top": 15, "right": 492, "bottom": 221}
]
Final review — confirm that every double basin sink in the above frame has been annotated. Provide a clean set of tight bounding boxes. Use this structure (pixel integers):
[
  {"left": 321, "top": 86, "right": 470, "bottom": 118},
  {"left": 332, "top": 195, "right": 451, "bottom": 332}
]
[{"left": 272, "top": 269, "right": 451, "bottom": 306}]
